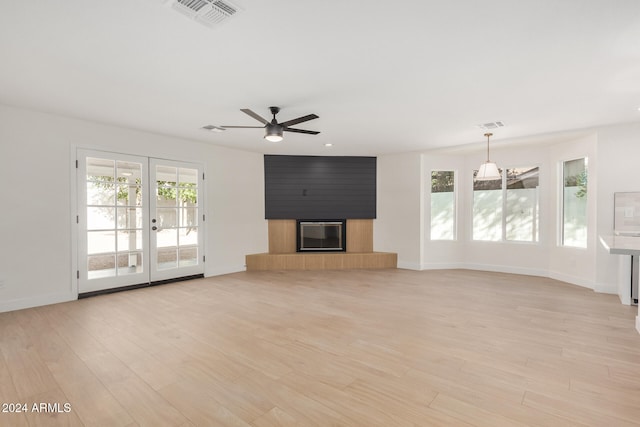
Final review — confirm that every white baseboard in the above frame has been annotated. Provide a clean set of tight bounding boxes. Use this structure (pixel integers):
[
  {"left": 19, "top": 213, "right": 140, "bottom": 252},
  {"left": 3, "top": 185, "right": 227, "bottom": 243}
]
[
  {"left": 461, "top": 263, "right": 548, "bottom": 278},
  {"left": 205, "top": 264, "right": 246, "bottom": 277},
  {"left": 636, "top": 315, "right": 640, "bottom": 335},
  {"left": 419, "top": 262, "right": 465, "bottom": 270},
  {"left": 415, "top": 262, "right": 602, "bottom": 293},
  {"left": 0, "top": 292, "right": 77, "bottom": 313},
  {"left": 400, "top": 261, "right": 597, "bottom": 291},
  {"left": 618, "top": 294, "right": 632, "bottom": 305},
  {"left": 0, "top": 265, "right": 246, "bottom": 313},
  {"left": 548, "top": 271, "right": 595, "bottom": 290},
  {"left": 397, "top": 261, "right": 422, "bottom": 270},
  {"left": 593, "top": 282, "right": 619, "bottom": 296}
]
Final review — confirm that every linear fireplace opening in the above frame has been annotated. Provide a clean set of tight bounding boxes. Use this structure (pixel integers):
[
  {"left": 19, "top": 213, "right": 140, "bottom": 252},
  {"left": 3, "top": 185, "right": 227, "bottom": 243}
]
[{"left": 297, "top": 220, "right": 346, "bottom": 252}]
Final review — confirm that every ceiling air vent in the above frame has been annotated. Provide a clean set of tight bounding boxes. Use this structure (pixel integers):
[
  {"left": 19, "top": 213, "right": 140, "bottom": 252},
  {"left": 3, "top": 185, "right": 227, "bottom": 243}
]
[
  {"left": 476, "top": 121, "right": 505, "bottom": 130},
  {"left": 166, "top": 0, "right": 241, "bottom": 28}
]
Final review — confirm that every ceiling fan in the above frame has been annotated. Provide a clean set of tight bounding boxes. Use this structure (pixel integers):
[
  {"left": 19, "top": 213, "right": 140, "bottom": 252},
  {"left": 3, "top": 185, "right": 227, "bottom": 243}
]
[{"left": 222, "top": 106, "right": 320, "bottom": 142}]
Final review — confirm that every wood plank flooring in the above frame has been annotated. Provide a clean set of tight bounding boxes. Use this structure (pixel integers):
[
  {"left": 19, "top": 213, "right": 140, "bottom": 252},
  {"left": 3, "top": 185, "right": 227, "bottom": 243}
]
[{"left": 0, "top": 269, "right": 639, "bottom": 426}]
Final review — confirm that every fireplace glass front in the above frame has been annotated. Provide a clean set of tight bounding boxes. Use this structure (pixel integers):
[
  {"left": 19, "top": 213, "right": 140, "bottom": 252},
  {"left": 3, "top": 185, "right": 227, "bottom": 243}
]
[{"left": 297, "top": 220, "right": 346, "bottom": 252}]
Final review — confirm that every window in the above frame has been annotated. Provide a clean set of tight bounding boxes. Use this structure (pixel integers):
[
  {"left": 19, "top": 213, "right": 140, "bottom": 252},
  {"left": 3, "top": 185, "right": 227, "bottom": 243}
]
[
  {"left": 430, "top": 171, "right": 456, "bottom": 240},
  {"left": 473, "top": 166, "right": 539, "bottom": 242},
  {"left": 561, "top": 158, "right": 588, "bottom": 248},
  {"left": 506, "top": 167, "right": 540, "bottom": 242},
  {"left": 472, "top": 170, "right": 503, "bottom": 241}
]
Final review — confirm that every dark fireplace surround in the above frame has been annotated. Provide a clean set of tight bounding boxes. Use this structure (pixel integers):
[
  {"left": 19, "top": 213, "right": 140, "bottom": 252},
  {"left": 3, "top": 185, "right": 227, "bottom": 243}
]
[{"left": 296, "top": 219, "right": 346, "bottom": 252}]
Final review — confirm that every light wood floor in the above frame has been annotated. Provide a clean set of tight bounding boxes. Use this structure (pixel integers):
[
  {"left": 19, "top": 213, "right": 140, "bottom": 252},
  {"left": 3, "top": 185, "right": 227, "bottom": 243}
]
[{"left": 1, "top": 269, "right": 639, "bottom": 426}]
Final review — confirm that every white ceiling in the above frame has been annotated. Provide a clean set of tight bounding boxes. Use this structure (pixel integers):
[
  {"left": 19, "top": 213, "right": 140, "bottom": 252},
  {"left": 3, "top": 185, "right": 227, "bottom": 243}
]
[{"left": 1, "top": 0, "right": 639, "bottom": 156}]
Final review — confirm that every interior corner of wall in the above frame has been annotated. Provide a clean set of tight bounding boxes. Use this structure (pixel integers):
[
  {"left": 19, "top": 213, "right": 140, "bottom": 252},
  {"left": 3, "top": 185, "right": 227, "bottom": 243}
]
[
  {"left": 397, "top": 261, "right": 423, "bottom": 270},
  {"left": 548, "top": 270, "right": 595, "bottom": 290},
  {"left": 205, "top": 264, "right": 246, "bottom": 277},
  {"left": 593, "top": 282, "right": 618, "bottom": 296}
]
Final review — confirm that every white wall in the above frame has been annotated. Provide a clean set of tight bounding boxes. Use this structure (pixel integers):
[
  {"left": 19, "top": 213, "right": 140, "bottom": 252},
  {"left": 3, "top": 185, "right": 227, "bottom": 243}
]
[
  {"left": 374, "top": 152, "right": 423, "bottom": 269},
  {"left": 547, "top": 133, "right": 598, "bottom": 289},
  {"left": 596, "top": 122, "right": 640, "bottom": 303},
  {"left": 0, "top": 104, "right": 267, "bottom": 312}
]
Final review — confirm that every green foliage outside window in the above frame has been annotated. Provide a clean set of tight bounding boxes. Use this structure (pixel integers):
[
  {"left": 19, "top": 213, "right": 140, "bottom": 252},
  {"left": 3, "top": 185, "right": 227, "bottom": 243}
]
[
  {"left": 431, "top": 171, "right": 455, "bottom": 193},
  {"left": 574, "top": 170, "right": 587, "bottom": 199},
  {"left": 157, "top": 181, "right": 197, "bottom": 204},
  {"left": 92, "top": 177, "right": 197, "bottom": 204},
  {"left": 563, "top": 164, "right": 587, "bottom": 200}
]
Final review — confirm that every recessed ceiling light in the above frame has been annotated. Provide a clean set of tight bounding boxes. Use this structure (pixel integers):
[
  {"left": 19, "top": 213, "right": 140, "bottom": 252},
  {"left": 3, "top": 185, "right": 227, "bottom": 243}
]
[
  {"left": 201, "top": 125, "right": 226, "bottom": 132},
  {"left": 324, "top": 143, "right": 333, "bottom": 147}
]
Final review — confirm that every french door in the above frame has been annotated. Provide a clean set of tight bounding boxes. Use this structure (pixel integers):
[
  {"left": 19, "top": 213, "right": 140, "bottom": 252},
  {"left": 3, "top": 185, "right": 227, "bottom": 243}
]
[
  {"left": 149, "top": 158, "right": 204, "bottom": 282},
  {"left": 77, "top": 149, "right": 204, "bottom": 294}
]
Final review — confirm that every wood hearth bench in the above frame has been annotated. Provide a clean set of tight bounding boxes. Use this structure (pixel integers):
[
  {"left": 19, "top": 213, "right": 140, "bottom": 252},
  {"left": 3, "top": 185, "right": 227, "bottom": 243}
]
[{"left": 245, "top": 219, "right": 397, "bottom": 271}]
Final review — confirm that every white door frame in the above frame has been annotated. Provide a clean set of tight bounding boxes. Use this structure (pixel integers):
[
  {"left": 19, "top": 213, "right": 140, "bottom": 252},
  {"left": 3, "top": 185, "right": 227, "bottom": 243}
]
[{"left": 74, "top": 148, "right": 205, "bottom": 295}]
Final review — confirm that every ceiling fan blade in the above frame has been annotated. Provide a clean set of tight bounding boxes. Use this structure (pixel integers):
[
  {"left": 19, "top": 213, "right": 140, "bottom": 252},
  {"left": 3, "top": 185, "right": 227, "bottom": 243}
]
[
  {"left": 279, "top": 114, "right": 319, "bottom": 128},
  {"left": 240, "top": 109, "right": 269, "bottom": 125},
  {"left": 284, "top": 128, "right": 320, "bottom": 135},
  {"left": 219, "top": 125, "right": 264, "bottom": 129}
]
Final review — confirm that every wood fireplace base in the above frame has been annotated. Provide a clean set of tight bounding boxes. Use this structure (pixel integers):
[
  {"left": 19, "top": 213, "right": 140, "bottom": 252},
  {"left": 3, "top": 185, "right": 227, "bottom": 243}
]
[
  {"left": 245, "top": 252, "right": 397, "bottom": 271},
  {"left": 246, "top": 219, "right": 397, "bottom": 271}
]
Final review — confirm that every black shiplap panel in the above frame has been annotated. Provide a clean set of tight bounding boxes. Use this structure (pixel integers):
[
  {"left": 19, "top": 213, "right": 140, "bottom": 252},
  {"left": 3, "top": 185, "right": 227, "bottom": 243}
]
[{"left": 264, "top": 155, "right": 376, "bottom": 219}]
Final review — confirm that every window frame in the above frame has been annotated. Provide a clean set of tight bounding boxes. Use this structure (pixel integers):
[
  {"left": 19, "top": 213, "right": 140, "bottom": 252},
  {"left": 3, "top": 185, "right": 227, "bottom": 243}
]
[
  {"left": 471, "top": 164, "right": 541, "bottom": 244},
  {"left": 429, "top": 169, "right": 458, "bottom": 241},
  {"left": 559, "top": 157, "right": 588, "bottom": 248}
]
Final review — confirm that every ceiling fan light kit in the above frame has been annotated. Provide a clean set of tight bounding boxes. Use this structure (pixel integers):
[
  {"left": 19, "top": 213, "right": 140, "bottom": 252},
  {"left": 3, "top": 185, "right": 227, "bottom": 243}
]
[
  {"left": 222, "top": 106, "right": 319, "bottom": 142},
  {"left": 475, "top": 132, "right": 501, "bottom": 181},
  {"left": 264, "top": 123, "right": 284, "bottom": 142}
]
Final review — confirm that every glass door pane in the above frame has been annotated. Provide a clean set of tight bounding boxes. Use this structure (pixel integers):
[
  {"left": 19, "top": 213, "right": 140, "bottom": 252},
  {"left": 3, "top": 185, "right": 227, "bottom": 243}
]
[
  {"left": 150, "top": 159, "right": 204, "bottom": 281},
  {"left": 78, "top": 150, "right": 149, "bottom": 293}
]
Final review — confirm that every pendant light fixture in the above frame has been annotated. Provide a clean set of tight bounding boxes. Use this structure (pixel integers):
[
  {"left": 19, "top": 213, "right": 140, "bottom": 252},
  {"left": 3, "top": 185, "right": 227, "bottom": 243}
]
[{"left": 475, "top": 132, "right": 501, "bottom": 181}]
